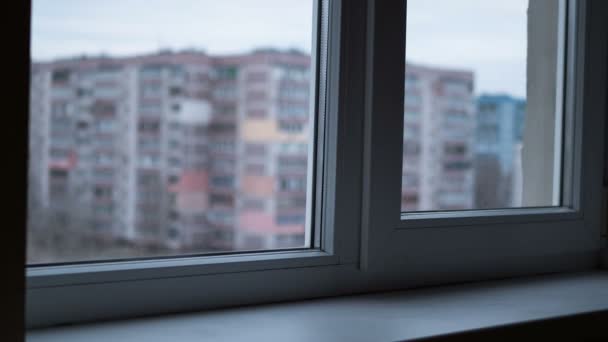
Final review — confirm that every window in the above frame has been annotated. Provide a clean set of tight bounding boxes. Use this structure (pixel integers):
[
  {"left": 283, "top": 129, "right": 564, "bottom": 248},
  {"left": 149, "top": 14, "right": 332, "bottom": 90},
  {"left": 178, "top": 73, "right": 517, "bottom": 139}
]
[
  {"left": 279, "top": 122, "right": 304, "bottom": 133},
  {"left": 279, "top": 86, "right": 309, "bottom": 101},
  {"left": 210, "top": 159, "right": 235, "bottom": 173},
  {"left": 241, "top": 198, "right": 265, "bottom": 210},
  {"left": 278, "top": 157, "right": 307, "bottom": 173},
  {"left": 209, "top": 141, "right": 235, "bottom": 154},
  {"left": 247, "top": 108, "right": 267, "bottom": 118},
  {"left": 401, "top": 0, "right": 563, "bottom": 212},
  {"left": 95, "top": 119, "right": 115, "bottom": 133},
  {"left": 277, "top": 196, "right": 307, "bottom": 210},
  {"left": 247, "top": 71, "right": 267, "bottom": 83},
  {"left": 444, "top": 143, "right": 467, "bottom": 156},
  {"left": 246, "top": 90, "right": 267, "bottom": 102},
  {"left": 169, "top": 86, "right": 182, "bottom": 96},
  {"left": 214, "top": 85, "right": 237, "bottom": 100},
  {"left": 141, "top": 83, "right": 162, "bottom": 98},
  {"left": 215, "top": 104, "right": 236, "bottom": 116},
  {"left": 279, "top": 143, "right": 308, "bottom": 154},
  {"left": 278, "top": 177, "right": 306, "bottom": 192},
  {"left": 244, "top": 143, "right": 266, "bottom": 156},
  {"left": 28, "top": 0, "right": 316, "bottom": 264},
  {"left": 93, "top": 186, "right": 112, "bottom": 199},
  {"left": 276, "top": 214, "right": 305, "bottom": 226},
  {"left": 215, "top": 66, "right": 238, "bottom": 80},
  {"left": 279, "top": 104, "right": 308, "bottom": 118},
  {"left": 51, "top": 69, "right": 70, "bottom": 84},
  {"left": 210, "top": 193, "right": 234, "bottom": 207},
  {"left": 24, "top": 0, "right": 607, "bottom": 330},
  {"left": 138, "top": 120, "right": 160, "bottom": 133},
  {"left": 210, "top": 176, "right": 235, "bottom": 189}
]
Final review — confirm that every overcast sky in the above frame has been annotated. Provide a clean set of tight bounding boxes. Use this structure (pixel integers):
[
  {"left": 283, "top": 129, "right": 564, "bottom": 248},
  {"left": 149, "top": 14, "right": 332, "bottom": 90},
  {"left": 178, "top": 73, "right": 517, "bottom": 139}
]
[{"left": 32, "top": 0, "right": 529, "bottom": 97}]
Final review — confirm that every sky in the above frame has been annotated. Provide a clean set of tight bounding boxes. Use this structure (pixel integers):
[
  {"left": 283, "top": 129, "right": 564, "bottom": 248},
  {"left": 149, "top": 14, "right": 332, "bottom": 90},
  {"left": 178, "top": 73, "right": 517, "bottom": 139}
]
[{"left": 32, "top": 0, "right": 529, "bottom": 97}]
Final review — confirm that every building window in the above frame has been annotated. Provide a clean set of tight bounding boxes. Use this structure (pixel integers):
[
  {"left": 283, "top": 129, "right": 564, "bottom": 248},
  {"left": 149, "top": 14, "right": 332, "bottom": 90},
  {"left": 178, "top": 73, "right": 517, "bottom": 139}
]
[
  {"left": 276, "top": 215, "right": 305, "bottom": 225},
  {"left": 279, "top": 122, "right": 304, "bottom": 133},
  {"left": 244, "top": 143, "right": 266, "bottom": 156},
  {"left": 215, "top": 104, "right": 236, "bottom": 116},
  {"left": 215, "top": 66, "right": 238, "bottom": 80},
  {"left": 211, "top": 176, "right": 235, "bottom": 189},
  {"left": 247, "top": 71, "right": 268, "bottom": 83},
  {"left": 278, "top": 177, "right": 306, "bottom": 192},
  {"left": 242, "top": 198, "right": 265, "bottom": 210},
  {"left": 444, "top": 143, "right": 467, "bottom": 156},
  {"left": 245, "top": 163, "right": 265, "bottom": 175},
  {"left": 247, "top": 108, "right": 267, "bottom": 118},
  {"left": 210, "top": 194, "right": 233, "bottom": 207}
]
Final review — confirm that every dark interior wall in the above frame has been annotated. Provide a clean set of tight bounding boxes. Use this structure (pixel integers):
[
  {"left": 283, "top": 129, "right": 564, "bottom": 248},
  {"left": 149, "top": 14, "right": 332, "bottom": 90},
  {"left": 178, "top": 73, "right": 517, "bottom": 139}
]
[
  {"left": 604, "top": 20, "right": 608, "bottom": 239},
  {"left": 409, "top": 310, "right": 608, "bottom": 342},
  {"left": 4, "top": 1, "right": 30, "bottom": 341}
]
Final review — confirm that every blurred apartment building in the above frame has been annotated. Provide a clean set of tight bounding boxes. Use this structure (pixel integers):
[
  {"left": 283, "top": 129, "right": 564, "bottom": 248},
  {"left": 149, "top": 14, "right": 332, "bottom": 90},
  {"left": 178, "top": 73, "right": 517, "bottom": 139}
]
[
  {"left": 30, "top": 51, "right": 480, "bottom": 250},
  {"left": 401, "top": 64, "right": 476, "bottom": 211},
  {"left": 29, "top": 49, "right": 311, "bottom": 252},
  {"left": 474, "top": 95, "right": 526, "bottom": 208}
]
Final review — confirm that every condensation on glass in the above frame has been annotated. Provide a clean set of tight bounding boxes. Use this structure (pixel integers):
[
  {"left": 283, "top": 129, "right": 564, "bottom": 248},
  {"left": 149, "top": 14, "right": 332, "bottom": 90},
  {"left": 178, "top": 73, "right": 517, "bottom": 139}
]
[
  {"left": 28, "top": 0, "right": 316, "bottom": 264},
  {"left": 401, "top": 0, "right": 565, "bottom": 212}
]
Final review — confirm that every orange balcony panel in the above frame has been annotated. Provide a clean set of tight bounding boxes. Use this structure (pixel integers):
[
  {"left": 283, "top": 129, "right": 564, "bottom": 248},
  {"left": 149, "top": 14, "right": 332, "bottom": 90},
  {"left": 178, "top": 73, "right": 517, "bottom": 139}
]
[{"left": 242, "top": 175, "right": 274, "bottom": 196}]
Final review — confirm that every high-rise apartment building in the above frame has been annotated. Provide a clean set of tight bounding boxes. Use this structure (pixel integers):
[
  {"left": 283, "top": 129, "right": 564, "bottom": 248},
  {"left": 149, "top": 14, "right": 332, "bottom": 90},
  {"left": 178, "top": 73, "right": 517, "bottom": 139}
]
[
  {"left": 402, "top": 63, "right": 476, "bottom": 211},
  {"left": 474, "top": 94, "right": 526, "bottom": 208},
  {"left": 29, "top": 49, "right": 310, "bottom": 253}
]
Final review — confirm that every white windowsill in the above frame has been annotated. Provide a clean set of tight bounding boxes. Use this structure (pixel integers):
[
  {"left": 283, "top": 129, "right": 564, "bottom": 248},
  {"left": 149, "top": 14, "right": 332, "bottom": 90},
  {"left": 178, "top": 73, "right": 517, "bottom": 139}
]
[{"left": 27, "top": 271, "right": 608, "bottom": 342}]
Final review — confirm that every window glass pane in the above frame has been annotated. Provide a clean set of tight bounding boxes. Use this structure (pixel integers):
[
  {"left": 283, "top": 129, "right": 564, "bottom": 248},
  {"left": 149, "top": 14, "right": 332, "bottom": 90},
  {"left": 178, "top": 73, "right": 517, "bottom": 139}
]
[
  {"left": 28, "top": 0, "right": 316, "bottom": 264},
  {"left": 402, "top": 0, "right": 564, "bottom": 212}
]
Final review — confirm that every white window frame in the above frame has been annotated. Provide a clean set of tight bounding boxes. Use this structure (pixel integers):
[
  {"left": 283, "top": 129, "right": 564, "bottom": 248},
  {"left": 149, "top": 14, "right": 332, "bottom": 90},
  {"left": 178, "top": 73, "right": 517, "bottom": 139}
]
[
  {"left": 25, "top": 0, "right": 608, "bottom": 328},
  {"left": 361, "top": 0, "right": 606, "bottom": 271}
]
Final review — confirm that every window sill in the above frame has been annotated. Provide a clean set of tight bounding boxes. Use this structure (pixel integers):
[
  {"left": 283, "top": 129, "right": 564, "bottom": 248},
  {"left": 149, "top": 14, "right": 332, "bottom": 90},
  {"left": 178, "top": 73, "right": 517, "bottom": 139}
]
[
  {"left": 27, "top": 249, "right": 338, "bottom": 288},
  {"left": 27, "top": 271, "right": 608, "bottom": 341}
]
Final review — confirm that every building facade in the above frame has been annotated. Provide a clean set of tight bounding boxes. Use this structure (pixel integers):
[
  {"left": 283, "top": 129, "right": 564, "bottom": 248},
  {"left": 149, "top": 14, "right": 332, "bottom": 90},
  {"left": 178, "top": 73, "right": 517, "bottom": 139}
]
[
  {"left": 29, "top": 50, "right": 311, "bottom": 253},
  {"left": 474, "top": 94, "right": 526, "bottom": 208},
  {"left": 402, "top": 63, "right": 476, "bottom": 211}
]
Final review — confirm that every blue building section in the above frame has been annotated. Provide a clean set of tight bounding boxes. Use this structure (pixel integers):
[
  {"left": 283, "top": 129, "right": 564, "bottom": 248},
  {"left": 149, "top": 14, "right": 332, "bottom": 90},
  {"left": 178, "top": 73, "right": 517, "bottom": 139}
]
[
  {"left": 476, "top": 94, "right": 525, "bottom": 173},
  {"left": 475, "top": 94, "right": 525, "bottom": 208}
]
